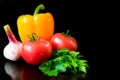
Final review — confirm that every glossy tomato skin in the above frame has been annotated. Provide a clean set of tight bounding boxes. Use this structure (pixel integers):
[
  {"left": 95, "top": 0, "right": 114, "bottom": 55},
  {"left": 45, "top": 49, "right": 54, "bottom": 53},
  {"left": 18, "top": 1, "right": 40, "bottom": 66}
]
[
  {"left": 22, "top": 38, "right": 52, "bottom": 65},
  {"left": 50, "top": 33, "right": 78, "bottom": 51}
]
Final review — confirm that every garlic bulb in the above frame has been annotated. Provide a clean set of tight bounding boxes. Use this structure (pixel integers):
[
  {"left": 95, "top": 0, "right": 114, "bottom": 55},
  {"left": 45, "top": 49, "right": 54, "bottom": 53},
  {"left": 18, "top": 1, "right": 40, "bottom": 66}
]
[{"left": 3, "top": 24, "right": 22, "bottom": 61}]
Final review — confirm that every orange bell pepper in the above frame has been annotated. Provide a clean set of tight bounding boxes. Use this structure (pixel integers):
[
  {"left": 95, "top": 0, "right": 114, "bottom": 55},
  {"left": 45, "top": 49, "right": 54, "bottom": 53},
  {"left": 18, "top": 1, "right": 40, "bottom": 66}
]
[{"left": 17, "top": 4, "right": 54, "bottom": 43}]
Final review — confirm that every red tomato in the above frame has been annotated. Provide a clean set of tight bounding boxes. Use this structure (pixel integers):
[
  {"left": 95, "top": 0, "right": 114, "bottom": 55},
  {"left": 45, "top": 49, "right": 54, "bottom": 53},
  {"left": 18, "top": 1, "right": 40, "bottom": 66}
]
[
  {"left": 22, "top": 38, "right": 52, "bottom": 65},
  {"left": 50, "top": 33, "right": 78, "bottom": 51}
]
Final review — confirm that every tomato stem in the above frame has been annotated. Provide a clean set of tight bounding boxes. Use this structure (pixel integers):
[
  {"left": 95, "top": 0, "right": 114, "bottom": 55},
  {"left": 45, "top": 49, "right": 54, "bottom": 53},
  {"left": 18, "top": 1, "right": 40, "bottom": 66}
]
[
  {"left": 65, "top": 30, "right": 71, "bottom": 37},
  {"left": 33, "top": 4, "right": 45, "bottom": 15},
  {"left": 28, "top": 33, "right": 39, "bottom": 42}
]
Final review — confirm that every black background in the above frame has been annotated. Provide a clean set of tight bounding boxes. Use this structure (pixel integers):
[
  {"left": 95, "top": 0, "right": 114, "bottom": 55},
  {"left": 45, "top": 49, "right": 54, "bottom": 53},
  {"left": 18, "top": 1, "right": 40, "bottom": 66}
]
[{"left": 0, "top": 0, "right": 98, "bottom": 80}]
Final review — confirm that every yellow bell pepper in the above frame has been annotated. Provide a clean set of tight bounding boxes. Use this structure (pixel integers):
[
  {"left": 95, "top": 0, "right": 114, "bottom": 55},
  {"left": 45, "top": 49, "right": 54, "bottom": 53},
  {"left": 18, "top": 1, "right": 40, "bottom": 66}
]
[{"left": 17, "top": 4, "right": 54, "bottom": 43}]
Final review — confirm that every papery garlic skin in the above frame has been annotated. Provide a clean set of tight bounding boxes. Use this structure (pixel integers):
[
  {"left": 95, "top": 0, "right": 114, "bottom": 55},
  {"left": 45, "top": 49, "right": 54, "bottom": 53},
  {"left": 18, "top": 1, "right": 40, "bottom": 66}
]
[
  {"left": 3, "top": 42, "right": 22, "bottom": 61},
  {"left": 3, "top": 24, "right": 23, "bottom": 61}
]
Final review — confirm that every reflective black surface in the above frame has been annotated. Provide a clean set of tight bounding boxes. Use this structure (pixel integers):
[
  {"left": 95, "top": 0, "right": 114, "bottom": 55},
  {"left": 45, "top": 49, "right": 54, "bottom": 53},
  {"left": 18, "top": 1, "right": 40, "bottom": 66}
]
[{"left": 0, "top": 0, "right": 97, "bottom": 80}]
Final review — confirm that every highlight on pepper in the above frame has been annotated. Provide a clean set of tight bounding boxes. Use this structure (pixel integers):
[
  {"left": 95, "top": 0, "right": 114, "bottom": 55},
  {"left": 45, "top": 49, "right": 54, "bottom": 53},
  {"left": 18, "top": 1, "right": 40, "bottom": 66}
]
[{"left": 17, "top": 4, "right": 54, "bottom": 43}]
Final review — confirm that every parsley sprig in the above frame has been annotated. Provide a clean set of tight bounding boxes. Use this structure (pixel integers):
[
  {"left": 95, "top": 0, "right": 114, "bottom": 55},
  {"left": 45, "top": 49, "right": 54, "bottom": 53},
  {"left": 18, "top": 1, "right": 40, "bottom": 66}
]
[{"left": 39, "top": 48, "right": 89, "bottom": 76}]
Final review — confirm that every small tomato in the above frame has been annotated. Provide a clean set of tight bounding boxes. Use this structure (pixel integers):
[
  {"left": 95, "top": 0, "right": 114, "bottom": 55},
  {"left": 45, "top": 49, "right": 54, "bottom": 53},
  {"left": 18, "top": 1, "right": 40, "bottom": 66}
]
[
  {"left": 22, "top": 38, "right": 52, "bottom": 65},
  {"left": 50, "top": 31, "right": 78, "bottom": 51}
]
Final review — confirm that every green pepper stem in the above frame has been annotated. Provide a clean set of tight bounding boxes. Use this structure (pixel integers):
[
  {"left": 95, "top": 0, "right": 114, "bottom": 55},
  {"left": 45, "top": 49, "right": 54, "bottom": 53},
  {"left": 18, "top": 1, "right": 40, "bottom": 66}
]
[{"left": 33, "top": 4, "right": 45, "bottom": 15}]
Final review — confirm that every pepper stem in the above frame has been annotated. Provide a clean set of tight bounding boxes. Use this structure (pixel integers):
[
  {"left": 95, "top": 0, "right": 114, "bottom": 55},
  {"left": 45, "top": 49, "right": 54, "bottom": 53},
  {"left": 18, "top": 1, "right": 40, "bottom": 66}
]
[{"left": 33, "top": 4, "right": 45, "bottom": 15}]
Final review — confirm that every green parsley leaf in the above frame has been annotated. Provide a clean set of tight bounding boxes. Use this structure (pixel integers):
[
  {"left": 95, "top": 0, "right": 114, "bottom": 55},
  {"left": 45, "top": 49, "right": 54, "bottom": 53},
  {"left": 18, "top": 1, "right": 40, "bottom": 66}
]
[{"left": 39, "top": 48, "right": 89, "bottom": 76}]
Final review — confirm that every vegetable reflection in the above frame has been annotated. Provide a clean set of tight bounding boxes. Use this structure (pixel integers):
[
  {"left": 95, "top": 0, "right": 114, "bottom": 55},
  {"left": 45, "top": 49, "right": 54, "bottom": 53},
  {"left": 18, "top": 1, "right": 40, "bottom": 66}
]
[
  {"left": 4, "top": 61, "right": 87, "bottom": 80},
  {"left": 4, "top": 61, "right": 46, "bottom": 80}
]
